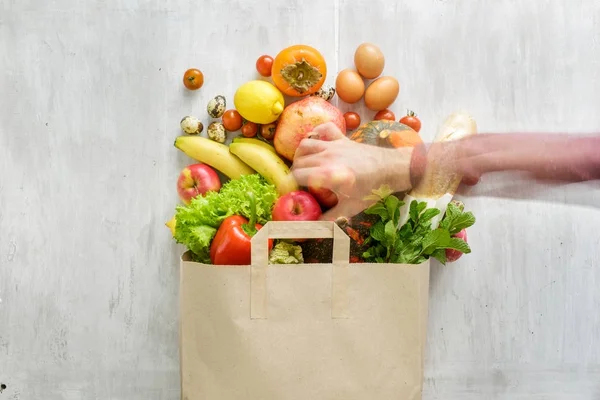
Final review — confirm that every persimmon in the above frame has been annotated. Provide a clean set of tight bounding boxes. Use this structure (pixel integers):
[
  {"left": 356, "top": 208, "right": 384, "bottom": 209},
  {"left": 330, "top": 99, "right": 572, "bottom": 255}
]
[{"left": 271, "top": 45, "right": 327, "bottom": 97}]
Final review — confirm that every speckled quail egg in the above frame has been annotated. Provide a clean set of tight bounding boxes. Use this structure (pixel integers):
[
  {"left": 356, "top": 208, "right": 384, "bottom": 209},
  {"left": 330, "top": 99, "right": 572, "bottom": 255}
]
[
  {"left": 180, "top": 116, "right": 203, "bottom": 135},
  {"left": 207, "top": 121, "right": 227, "bottom": 143},
  {"left": 312, "top": 85, "right": 336, "bottom": 101},
  {"left": 207, "top": 95, "right": 226, "bottom": 118}
]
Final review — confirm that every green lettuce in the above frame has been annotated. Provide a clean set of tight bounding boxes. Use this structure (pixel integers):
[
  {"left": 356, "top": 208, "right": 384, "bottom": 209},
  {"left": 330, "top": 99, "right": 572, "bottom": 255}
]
[
  {"left": 173, "top": 174, "right": 278, "bottom": 263},
  {"left": 269, "top": 241, "right": 304, "bottom": 264}
]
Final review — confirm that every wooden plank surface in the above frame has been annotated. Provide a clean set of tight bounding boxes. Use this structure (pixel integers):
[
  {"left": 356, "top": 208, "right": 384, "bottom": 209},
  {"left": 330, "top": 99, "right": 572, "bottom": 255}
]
[{"left": 1, "top": 0, "right": 600, "bottom": 399}]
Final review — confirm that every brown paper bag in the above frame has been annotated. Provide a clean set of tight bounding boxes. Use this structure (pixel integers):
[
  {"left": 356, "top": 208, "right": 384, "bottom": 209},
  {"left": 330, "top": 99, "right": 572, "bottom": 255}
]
[{"left": 180, "top": 221, "right": 431, "bottom": 400}]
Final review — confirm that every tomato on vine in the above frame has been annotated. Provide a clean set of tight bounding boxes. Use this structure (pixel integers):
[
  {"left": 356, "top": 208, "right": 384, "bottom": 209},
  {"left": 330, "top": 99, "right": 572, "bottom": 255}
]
[
  {"left": 242, "top": 121, "right": 258, "bottom": 137},
  {"left": 256, "top": 55, "right": 274, "bottom": 77},
  {"left": 374, "top": 109, "right": 396, "bottom": 121},
  {"left": 183, "top": 68, "right": 204, "bottom": 90},
  {"left": 260, "top": 123, "right": 276, "bottom": 140},
  {"left": 399, "top": 110, "right": 421, "bottom": 132},
  {"left": 222, "top": 110, "right": 243, "bottom": 131},
  {"left": 343, "top": 112, "right": 361, "bottom": 131}
]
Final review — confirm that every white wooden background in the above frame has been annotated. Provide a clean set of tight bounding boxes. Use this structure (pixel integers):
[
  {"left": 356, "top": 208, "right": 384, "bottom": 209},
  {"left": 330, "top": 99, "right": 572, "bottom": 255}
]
[{"left": 1, "top": 0, "right": 600, "bottom": 399}]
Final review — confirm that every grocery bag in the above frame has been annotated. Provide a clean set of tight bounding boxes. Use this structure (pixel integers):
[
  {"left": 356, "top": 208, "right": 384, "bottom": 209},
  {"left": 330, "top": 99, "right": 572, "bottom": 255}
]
[{"left": 179, "top": 220, "right": 431, "bottom": 400}]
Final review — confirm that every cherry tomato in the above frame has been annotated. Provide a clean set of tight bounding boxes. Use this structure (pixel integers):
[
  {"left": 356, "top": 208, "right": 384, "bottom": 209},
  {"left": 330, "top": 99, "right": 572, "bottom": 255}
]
[
  {"left": 222, "top": 109, "right": 243, "bottom": 131},
  {"left": 183, "top": 68, "right": 204, "bottom": 90},
  {"left": 260, "top": 123, "right": 277, "bottom": 140},
  {"left": 343, "top": 112, "right": 361, "bottom": 131},
  {"left": 374, "top": 109, "right": 396, "bottom": 121},
  {"left": 256, "top": 55, "right": 274, "bottom": 77},
  {"left": 399, "top": 110, "right": 421, "bottom": 132},
  {"left": 242, "top": 121, "right": 259, "bottom": 137}
]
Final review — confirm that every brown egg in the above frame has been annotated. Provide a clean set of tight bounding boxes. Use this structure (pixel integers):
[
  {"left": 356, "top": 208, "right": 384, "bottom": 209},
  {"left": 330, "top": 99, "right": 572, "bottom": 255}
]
[
  {"left": 364, "top": 76, "right": 400, "bottom": 111},
  {"left": 335, "top": 69, "right": 365, "bottom": 104},
  {"left": 354, "top": 43, "right": 385, "bottom": 79}
]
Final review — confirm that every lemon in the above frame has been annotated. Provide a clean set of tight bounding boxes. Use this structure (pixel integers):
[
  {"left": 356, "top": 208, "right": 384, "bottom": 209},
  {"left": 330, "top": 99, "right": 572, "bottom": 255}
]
[{"left": 234, "top": 80, "right": 285, "bottom": 124}]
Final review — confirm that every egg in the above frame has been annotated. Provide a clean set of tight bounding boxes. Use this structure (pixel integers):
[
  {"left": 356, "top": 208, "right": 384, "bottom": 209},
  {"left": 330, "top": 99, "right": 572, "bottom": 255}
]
[
  {"left": 354, "top": 43, "right": 385, "bottom": 79},
  {"left": 312, "top": 85, "right": 336, "bottom": 101},
  {"left": 207, "top": 95, "right": 226, "bottom": 118},
  {"left": 207, "top": 121, "right": 226, "bottom": 143},
  {"left": 180, "top": 116, "right": 203, "bottom": 135},
  {"left": 364, "top": 76, "right": 399, "bottom": 111},
  {"left": 335, "top": 69, "right": 365, "bottom": 104}
]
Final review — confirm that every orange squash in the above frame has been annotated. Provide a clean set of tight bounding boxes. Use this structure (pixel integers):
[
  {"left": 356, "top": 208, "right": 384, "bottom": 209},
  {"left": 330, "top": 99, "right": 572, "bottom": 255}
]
[
  {"left": 348, "top": 120, "right": 421, "bottom": 148},
  {"left": 271, "top": 45, "right": 327, "bottom": 97}
]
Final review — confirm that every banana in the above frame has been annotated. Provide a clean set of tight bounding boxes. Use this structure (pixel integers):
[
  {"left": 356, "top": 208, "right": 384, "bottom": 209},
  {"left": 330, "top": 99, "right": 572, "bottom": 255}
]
[
  {"left": 174, "top": 136, "right": 255, "bottom": 179},
  {"left": 229, "top": 142, "right": 299, "bottom": 196},
  {"left": 232, "top": 137, "right": 276, "bottom": 153}
]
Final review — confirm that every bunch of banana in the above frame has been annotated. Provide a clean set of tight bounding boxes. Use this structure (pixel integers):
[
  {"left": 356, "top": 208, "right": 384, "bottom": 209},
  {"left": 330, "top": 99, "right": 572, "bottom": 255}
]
[
  {"left": 174, "top": 136, "right": 298, "bottom": 196},
  {"left": 228, "top": 140, "right": 298, "bottom": 196},
  {"left": 174, "top": 136, "right": 254, "bottom": 179}
]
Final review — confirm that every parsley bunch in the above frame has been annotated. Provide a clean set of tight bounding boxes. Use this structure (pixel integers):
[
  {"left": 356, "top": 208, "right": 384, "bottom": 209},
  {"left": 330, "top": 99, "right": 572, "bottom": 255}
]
[{"left": 361, "top": 189, "right": 476, "bottom": 265}]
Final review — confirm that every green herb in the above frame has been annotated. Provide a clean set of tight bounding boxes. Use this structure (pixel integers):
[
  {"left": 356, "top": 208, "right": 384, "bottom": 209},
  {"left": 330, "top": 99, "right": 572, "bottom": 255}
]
[
  {"left": 174, "top": 174, "right": 278, "bottom": 263},
  {"left": 269, "top": 241, "right": 304, "bottom": 264},
  {"left": 361, "top": 190, "right": 476, "bottom": 265}
]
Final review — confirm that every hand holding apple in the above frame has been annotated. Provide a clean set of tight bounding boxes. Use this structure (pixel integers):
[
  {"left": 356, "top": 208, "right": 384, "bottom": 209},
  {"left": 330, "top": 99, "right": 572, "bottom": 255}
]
[
  {"left": 292, "top": 122, "right": 412, "bottom": 221},
  {"left": 177, "top": 163, "right": 222, "bottom": 204}
]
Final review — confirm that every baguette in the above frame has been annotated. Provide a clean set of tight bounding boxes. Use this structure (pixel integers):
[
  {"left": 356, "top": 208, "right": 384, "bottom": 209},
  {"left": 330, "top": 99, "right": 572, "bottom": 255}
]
[{"left": 399, "top": 111, "right": 478, "bottom": 228}]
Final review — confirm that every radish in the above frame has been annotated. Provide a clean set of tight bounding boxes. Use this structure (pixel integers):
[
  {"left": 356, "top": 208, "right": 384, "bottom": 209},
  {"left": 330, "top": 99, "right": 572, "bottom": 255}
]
[{"left": 446, "top": 228, "right": 468, "bottom": 262}]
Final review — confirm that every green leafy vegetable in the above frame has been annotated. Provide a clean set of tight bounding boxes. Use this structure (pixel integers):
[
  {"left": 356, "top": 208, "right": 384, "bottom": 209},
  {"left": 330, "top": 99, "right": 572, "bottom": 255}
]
[
  {"left": 269, "top": 241, "right": 304, "bottom": 264},
  {"left": 361, "top": 190, "right": 476, "bottom": 265},
  {"left": 174, "top": 174, "right": 278, "bottom": 263}
]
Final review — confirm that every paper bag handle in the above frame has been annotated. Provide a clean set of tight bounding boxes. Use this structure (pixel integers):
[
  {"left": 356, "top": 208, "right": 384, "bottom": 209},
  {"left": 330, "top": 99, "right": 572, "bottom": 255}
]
[{"left": 250, "top": 221, "right": 350, "bottom": 319}]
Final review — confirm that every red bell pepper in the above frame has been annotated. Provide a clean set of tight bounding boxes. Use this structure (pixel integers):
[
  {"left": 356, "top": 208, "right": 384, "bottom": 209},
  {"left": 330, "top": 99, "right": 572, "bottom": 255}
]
[{"left": 209, "top": 192, "right": 273, "bottom": 265}]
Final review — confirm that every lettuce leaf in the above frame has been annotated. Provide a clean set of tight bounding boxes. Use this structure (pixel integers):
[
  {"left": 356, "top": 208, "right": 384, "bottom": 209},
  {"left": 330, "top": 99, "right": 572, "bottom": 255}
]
[
  {"left": 269, "top": 241, "right": 304, "bottom": 264},
  {"left": 173, "top": 174, "right": 278, "bottom": 263}
]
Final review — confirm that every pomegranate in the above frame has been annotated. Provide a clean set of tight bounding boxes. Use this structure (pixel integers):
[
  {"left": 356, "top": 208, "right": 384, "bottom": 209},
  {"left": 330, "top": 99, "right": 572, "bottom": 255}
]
[{"left": 273, "top": 96, "right": 346, "bottom": 161}]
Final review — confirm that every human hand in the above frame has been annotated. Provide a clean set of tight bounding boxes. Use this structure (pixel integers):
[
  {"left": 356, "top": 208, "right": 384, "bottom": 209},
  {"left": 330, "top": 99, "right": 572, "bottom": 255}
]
[{"left": 291, "top": 122, "right": 413, "bottom": 220}]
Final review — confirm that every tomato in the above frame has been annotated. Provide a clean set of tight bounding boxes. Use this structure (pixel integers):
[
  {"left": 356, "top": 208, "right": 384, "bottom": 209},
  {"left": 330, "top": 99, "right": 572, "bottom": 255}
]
[
  {"left": 256, "top": 55, "right": 274, "bottom": 77},
  {"left": 343, "top": 112, "right": 361, "bottom": 131},
  {"left": 260, "top": 123, "right": 277, "bottom": 140},
  {"left": 241, "top": 121, "right": 258, "bottom": 137},
  {"left": 374, "top": 109, "right": 396, "bottom": 121},
  {"left": 272, "top": 45, "right": 327, "bottom": 96},
  {"left": 222, "top": 109, "right": 243, "bottom": 131},
  {"left": 399, "top": 110, "right": 421, "bottom": 132},
  {"left": 183, "top": 68, "right": 204, "bottom": 90}
]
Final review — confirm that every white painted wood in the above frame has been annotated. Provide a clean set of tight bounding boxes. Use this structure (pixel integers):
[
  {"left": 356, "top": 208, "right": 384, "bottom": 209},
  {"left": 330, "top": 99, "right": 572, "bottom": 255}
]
[{"left": 1, "top": 0, "right": 599, "bottom": 399}]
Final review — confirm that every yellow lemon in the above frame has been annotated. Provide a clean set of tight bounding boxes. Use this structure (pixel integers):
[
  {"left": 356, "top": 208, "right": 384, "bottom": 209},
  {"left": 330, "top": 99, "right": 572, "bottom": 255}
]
[
  {"left": 234, "top": 80, "right": 285, "bottom": 124},
  {"left": 165, "top": 217, "right": 176, "bottom": 236}
]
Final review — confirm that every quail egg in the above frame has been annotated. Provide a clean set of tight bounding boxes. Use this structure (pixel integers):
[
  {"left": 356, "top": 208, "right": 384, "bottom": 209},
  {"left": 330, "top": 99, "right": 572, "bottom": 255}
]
[
  {"left": 312, "top": 85, "right": 336, "bottom": 101},
  {"left": 207, "top": 121, "right": 226, "bottom": 143},
  {"left": 207, "top": 95, "right": 226, "bottom": 118},
  {"left": 180, "top": 116, "right": 203, "bottom": 135}
]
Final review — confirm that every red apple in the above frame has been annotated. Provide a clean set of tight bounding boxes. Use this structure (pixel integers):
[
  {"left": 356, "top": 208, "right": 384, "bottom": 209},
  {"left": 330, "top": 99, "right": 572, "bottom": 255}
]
[
  {"left": 446, "top": 229, "right": 468, "bottom": 262},
  {"left": 308, "top": 186, "right": 338, "bottom": 209},
  {"left": 177, "top": 163, "right": 221, "bottom": 204},
  {"left": 307, "top": 165, "right": 356, "bottom": 209},
  {"left": 307, "top": 174, "right": 338, "bottom": 209},
  {"left": 272, "top": 191, "right": 322, "bottom": 222}
]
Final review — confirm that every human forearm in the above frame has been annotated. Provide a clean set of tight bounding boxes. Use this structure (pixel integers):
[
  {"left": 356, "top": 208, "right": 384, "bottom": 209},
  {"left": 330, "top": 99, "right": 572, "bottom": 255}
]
[
  {"left": 380, "top": 147, "right": 414, "bottom": 193},
  {"left": 456, "top": 133, "right": 600, "bottom": 182}
]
